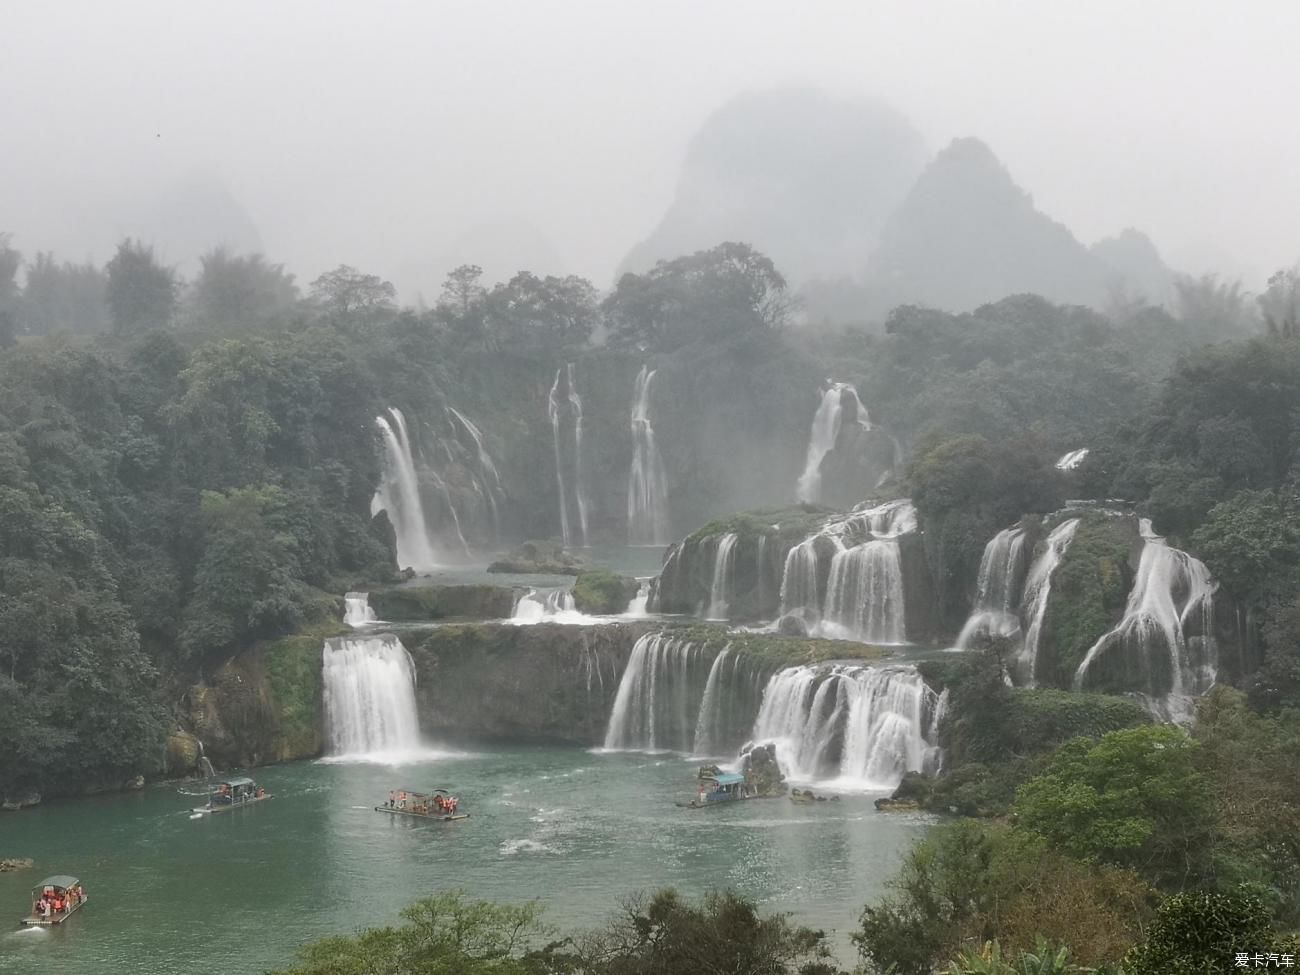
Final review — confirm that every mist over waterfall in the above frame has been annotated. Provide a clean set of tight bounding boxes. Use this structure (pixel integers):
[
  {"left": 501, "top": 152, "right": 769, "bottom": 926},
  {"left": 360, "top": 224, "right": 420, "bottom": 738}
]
[
  {"left": 549, "top": 364, "right": 591, "bottom": 547},
  {"left": 371, "top": 408, "right": 440, "bottom": 571},
  {"left": 344, "top": 592, "right": 377, "bottom": 628},
  {"left": 1074, "top": 519, "right": 1218, "bottom": 717},
  {"left": 706, "top": 533, "right": 739, "bottom": 619},
  {"left": 322, "top": 633, "right": 423, "bottom": 760},
  {"left": 796, "top": 382, "right": 871, "bottom": 503},
  {"left": 1014, "top": 518, "right": 1080, "bottom": 684},
  {"left": 776, "top": 499, "right": 915, "bottom": 643},
  {"left": 750, "top": 664, "right": 944, "bottom": 789},
  {"left": 955, "top": 526, "right": 1029, "bottom": 650},
  {"left": 447, "top": 406, "right": 505, "bottom": 542},
  {"left": 627, "top": 365, "right": 672, "bottom": 545}
]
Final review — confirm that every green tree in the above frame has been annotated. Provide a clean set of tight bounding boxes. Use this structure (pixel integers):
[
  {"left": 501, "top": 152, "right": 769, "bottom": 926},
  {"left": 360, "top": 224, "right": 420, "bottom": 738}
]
[
  {"left": 1174, "top": 273, "right": 1256, "bottom": 340},
  {"left": 105, "top": 238, "right": 178, "bottom": 332},
  {"left": 309, "top": 264, "right": 396, "bottom": 317},
  {"left": 485, "top": 271, "right": 599, "bottom": 356},
  {"left": 187, "top": 247, "right": 298, "bottom": 332},
  {"left": 1013, "top": 725, "right": 1212, "bottom": 882},
  {"left": 1259, "top": 264, "right": 1300, "bottom": 338},
  {"left": 1123, "top": 889, "right": 1274, "bottom": 975},
  {"left": 1192, "top": 489, "right": 1300, "bottom": 610},
  {"left": 21, "top": 251, "right": 109, "bottom": 335}
]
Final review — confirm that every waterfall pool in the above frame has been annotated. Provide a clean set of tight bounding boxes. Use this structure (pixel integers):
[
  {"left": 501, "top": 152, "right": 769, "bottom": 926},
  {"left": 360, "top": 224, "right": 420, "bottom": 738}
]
[{"left": 0, "top": 746, "right": 930, "bottom": 973}]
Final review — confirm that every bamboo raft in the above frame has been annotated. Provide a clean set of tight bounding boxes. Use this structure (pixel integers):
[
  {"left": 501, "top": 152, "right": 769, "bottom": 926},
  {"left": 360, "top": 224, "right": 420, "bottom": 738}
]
[
  {"left": 193, "top": 794, "right": 274, "bottom": 815},
  {"left": 20, "top": 901, "right": 82, "bottom": 927}
]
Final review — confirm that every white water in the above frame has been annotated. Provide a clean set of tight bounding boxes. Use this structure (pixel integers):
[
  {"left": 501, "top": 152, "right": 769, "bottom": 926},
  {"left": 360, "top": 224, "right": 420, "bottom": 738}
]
[
  {"left": 776, "top": 500, "right": 916, "bottom": 644},
  {"left": 602, "top": 633, "right": 703, "bottom": 752},
  {"left": 1056, "top": 448, "right": 1090, "bottom": 470},
  {"left": 548, "top": 364, "right": 590, "bottom": 547},
  {"left": 371, "top": 408, "right": 439, "bottom": 571},
  {"left": 509, "top": 588, "right": 592, "bottom": 625},
  {"left": 691, "top": 646, "right": 734, "bottom": 757},
  {"left": 706, "top": 533, "right": 739, "bottom": 619},
  {"left": 796, "top": 382, "right": 870, "bottom": 503},
  {"left": 344, "top": 592, "right": 377, "bottom": 628},
  {"left": 623, "top": 579, "right": 651, "bottom": 617},
  {"left": 750, "top": 664, "right": 942, "bottom": 790},
  {"left": 627, "top": 365, "right": 671, "bottom": 545},
  {"left": 322, "top": 634, "right": 426, "bottom": 762},
  {"left": 954, "top": 526, "right": 1028, "bottom": 650},
  {"left": 448, "top": 406, "right": 503, "bottom": 540},
  {"left": 1074, "top": 519, "right": 1218, "bottom": 714},
  {"left": 1014, "top": 518, "right": 1080, "bottom": 685}
]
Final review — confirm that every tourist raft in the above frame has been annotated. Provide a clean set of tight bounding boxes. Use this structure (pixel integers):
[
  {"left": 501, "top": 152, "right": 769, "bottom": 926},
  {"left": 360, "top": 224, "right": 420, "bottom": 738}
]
[
  {"left": 375, "top": 789, "right": 468, "bottom": 822},
  {"left": 680, "top": 770, "right": 758, "bottom": 808},
  {"left": 193, "top": 776, "right": 272, "bottom": 815},
  {"left": 20, "top": 876, "right": 86, "bottom": 927}
]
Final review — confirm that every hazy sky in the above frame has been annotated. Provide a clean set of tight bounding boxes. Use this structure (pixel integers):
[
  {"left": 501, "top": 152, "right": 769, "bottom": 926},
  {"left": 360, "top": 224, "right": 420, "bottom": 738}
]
[{"left": 3, "top": 0, "right": 1296, "bottom": 299}]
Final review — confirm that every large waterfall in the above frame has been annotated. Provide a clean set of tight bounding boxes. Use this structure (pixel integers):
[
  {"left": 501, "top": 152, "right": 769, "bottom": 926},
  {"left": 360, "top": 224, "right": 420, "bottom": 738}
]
[
  {"left": 1012, "top": 518, "right": 1080, "bottom": 684},
  {"left": 706, "top": 533, "right": 739, "bottom": 619},
  {"left": 776, "top": 499, "right": 915, "bottom": 643},
  {"left": 322, "top": 633, "right": 423, "bottom": 760},
  {"left": 954, "top": 526, "right": 1029, "bottom": 650},
  {"left": 1074, "top": 520, "right": 1217, "bottom": 718},
  {"left": 796, "top": 382, "right": 871, "bottom": 503},
  {"left": 549, "top": 364, "right": 591, "bottom": 547},
  {"left": 602, "top": 633, "right": 709, "bottom": 752},
  {"left": 750, "top": 664, "right": 944, "bottom": 790},
  {"left": 627, "top": 365, "right": 671, "bottom": 546},
  {"left": 371, "top": 408, "right": 440, "bottom": 571}
]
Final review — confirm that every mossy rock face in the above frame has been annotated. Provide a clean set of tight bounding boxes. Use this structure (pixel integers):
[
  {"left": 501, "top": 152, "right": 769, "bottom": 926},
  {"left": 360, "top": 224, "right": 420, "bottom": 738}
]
[
  {"left": 164, "top": 732, "right": 201, "bottom": 776},
  {"left": 572, "top": 570, "right": 639, "bottom": 614},
  {"left": 1037, "top": 513, "right": 1141, "bottom": 688},
  {"left": 369, "top": 585, "right": 517, "bottom": 621},
  {"left": 487, "top": 540, "right": 587, "bottom": 575}
]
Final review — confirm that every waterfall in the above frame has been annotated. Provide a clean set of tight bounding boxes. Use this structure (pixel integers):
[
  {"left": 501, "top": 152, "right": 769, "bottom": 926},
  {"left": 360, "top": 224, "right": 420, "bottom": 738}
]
[
  {"left": 372, "top": 408, "right": 439, "bottom": 571},
  {"left": 820, "top": 538, "right": 906, "bottom": 644},
  {"left": 750, "top": 664, "right": 943, "bottom": 789},
  {"left": 549, "top": 364, "right": 590, "bottom": 546},
  {"left": 430, "top": 470, "right": 473, "bottom": 558},
  {"left": 1014, "top": 518, "right": 1080, "bottom": 685},
  {"left": 1074, "top": 520, "right": 1218, "bottom": 714},
  {"left": 510, "top": 587, "right": 589, "bottom": 625},
  {"left": 954, "top": 526, "right": 1028, "bottom": 650},
  {"left": 692, "top": 646, "right": 734, "bottom": 756},
  {"left": 548, "top": 369, "right": 572, "bottom": 547},
  {"left": 776, "top": 500, "right": 916, "bottom": 643},
  {"left": 602, "top": 633, "right": 708, "bottom": 752},
  {"left": 344, "top": 592, "right": 377, "bottom": 628},
  {"left": 796, "top": 382, "right": 870, "bottom": 503},
  {"left": 1056, "top": 448, "right": 1090, "bottom": 470},
  {"left": 322, "top": 633, "right": 423, "bottom": 759},
  {"left": 623, "top": 579, "right": 650, "bottom": 617},
  {"left": 706, "top": 533, "right": 739, "bottom": 619},
  {"left": 755, "top": 535, "right": 768, "bottom": 614},
  {"left": 627, "top": 365, "right": 672, "bottom": 545},
  {"left": 447, "top": 406, "right": 504, "bottom": 540}
]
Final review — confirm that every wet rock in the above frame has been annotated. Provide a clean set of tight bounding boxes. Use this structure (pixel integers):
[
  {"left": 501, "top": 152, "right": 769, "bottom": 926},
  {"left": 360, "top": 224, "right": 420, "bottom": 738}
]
[
  {"left": 874, "top": 797, "right": 921, "bottom": 811},
  {"left": 0, "top": 858, "right": 34, "bottom": 872},
  {"left": 487, "top": 540, "right": 587, "bottom": 575},
  {"left": 165, "top": 731, "right": 202, "bottom": 776},
  {"left": 1, "top": 792, "right": 41, "bottom": 812},
  {"left": 741, "top": 742, "right": 788, "bottom": 797}
]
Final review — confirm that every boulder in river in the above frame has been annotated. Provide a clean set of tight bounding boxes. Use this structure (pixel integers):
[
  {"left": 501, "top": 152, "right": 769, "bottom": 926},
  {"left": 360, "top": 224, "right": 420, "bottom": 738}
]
[
  {"left": 741, "top": 742, "right": 788, "bottom": 797},
  {"left": 488, "top": 540, "right": 587, "bottom": 575},
  {"left": 0, "top": 858, "right": 33, "bottom": 872}
]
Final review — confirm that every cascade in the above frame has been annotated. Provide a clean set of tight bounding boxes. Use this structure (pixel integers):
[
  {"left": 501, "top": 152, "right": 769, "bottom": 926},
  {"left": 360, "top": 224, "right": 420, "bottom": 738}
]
[
  {"left": 1056, "top": 448, "right": 1090, "bottom": 470},
  {"left": 344, "top": 592, "right": 377, "bottom": 628},
  {"left": 1014, "top": 518, "right": 1080, "bottom": 685},
  {"left": 602, "top": 633, "right": 709, "bottom": 752},
  {"left": 705, "top": 533, "right": 739, "bottom": 619},
  {"left": 548, "top": 364, "right": 590, "bottom": 546},
  {"left": 510, "top": 587, "right": 589, "bottom": 625},
  {"left": 623, "top": 579, "right": 650, "bottom": 617},
  {"left": 776, "top": 500, "right": 916, "bottom": 643},
  {"left": 820, "top": 538, "right": 906, "bottom": 644},
  {"left": 750, "top": 664, "right": 943, "bottom": 789},
  {"left": 447, "top": 406, "right": 504, "bottom": 539},
  {"left": 796, "top": 382, "right": 871, "bottom": 503},
  {"left": 755, "top": 535, "right": 768, "bottom": 614},
  {"left": 954, "top": 526, "right": 1028, "bottom": 650},
  {"left": 627, "top": 365, "right": 672, "bottom": 545},
  {"left": 690, "top": 647, "right": 766, "bottom": 757},
  {"left": 322, "top": 633, "right": 423, "bottom": 759},
  {"left": 431, "top": 470, "right": 473, "bottom": 558},
  {"left": 371, "top": 408, "right": 439, "bottom": 571},
  {"left": 1074, "top": 520, "right": 1218, "bottom": 714}
]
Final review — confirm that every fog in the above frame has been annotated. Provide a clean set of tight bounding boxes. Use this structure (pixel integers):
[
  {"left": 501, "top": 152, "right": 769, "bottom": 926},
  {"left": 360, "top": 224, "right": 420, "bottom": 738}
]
[{"left": 3, "top": 0, "right": 1297, "bottom": 298}]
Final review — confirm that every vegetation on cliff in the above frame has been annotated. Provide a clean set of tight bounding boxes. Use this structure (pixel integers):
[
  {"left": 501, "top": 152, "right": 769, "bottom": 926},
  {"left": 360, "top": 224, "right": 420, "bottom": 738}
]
[{"left": 571, "top": 570, "right": 640, "bottom": 615}]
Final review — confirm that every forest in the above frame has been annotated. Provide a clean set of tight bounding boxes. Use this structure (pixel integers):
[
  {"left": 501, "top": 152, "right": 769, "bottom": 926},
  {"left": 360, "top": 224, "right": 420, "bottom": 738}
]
[{"left": 3, "top": 230, "right": 1300, "bottom": 971}]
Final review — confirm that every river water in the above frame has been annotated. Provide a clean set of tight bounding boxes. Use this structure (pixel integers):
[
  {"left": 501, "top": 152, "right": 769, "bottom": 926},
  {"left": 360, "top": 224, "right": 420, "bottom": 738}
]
[{"left": 1, "top": 746, "right": 929, "bottom": 973}]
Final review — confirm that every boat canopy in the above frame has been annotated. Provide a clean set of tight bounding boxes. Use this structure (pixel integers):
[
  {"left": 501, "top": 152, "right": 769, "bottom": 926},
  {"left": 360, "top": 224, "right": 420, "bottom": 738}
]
[
  {"left": 221, "top": 777, "right": 255, "bottom": 788},
  {"left": 35, "top": 876, "right": 78, "bottom": 892},
  {"left": 709, "top": 773, "right": 745, "bottom": 786}
]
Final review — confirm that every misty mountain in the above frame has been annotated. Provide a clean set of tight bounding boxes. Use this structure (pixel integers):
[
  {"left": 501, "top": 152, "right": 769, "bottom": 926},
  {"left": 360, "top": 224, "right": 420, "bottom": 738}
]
[
  {"left": 863, "top": 137, "right": 1122, "bottom": 314},
  {"left": 117, "top": 175, "right": 263, "bottom": 273},
  {"left": 1090, "top": 227, "right": 1175, "bottom": 308},
  {"left": 619, "top": 87, "right": 927, "bottom": 284}
]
